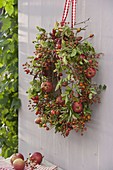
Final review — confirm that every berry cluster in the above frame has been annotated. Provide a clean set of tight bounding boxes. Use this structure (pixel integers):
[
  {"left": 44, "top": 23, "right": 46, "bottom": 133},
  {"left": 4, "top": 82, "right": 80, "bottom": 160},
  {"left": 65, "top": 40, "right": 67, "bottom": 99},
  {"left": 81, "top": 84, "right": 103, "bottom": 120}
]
[{"left": 23, "top": 21, "right": 106, "bottom": 137}]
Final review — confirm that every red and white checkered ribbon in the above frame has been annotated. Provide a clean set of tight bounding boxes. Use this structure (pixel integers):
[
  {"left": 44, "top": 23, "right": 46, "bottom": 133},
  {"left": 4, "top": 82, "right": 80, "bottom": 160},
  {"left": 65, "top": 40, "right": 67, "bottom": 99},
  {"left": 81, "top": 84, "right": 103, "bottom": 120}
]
[
  {"left": 61, "top": 0, "right": 77, "bottom": 28},
  {"left": 0, "top": 165, "right": 57, "bottom": 170},
  {"left": 34, "top": 164, "right": 57, "bottom": 170}
]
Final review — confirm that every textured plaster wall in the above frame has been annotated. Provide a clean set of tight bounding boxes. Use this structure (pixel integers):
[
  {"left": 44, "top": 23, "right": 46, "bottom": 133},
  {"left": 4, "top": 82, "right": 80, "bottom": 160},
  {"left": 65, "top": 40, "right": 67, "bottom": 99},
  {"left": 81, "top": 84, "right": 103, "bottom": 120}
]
[{"left": 18, "top": 0, "right": 113, "bottom": 170}]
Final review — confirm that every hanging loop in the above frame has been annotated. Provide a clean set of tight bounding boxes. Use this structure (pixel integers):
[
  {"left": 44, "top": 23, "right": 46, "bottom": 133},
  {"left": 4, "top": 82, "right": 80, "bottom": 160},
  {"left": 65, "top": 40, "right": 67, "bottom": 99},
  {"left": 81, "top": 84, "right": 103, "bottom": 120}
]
[
  {"left": 71, "top": 0, "right": 77, "bottom": 28},
  {"left": 61, "top": 0, "right": 77, "bottom": 28},
  {"left": 61, "top": 0, "right": 71, "bottom": 26}
]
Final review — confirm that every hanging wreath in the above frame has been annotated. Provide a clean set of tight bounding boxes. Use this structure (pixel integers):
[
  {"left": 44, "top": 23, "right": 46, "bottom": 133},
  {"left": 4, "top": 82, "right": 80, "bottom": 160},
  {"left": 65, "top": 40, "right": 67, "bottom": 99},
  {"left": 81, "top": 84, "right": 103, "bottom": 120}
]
[{"left": 23, "top": 1, "right": 106, "bottom": 137}]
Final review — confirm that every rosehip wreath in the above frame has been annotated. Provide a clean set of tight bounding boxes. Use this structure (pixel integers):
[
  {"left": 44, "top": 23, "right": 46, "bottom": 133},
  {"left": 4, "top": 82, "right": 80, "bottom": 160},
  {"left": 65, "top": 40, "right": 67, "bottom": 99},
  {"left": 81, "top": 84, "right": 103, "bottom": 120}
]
[{"left": 23, "top": 21, "right": 106, "bottom": 137}]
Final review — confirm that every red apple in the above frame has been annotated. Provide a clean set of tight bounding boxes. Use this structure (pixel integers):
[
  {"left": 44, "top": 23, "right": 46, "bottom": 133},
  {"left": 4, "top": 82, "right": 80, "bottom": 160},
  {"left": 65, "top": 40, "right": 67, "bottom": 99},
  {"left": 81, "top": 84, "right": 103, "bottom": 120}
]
[
  {"left": 72, "top": 102, "right": 83, "bottom": 113},
  {"left": 56, "top": 43, "right": 61, "bottom": 49},
  {"left": 31, "top": 96, "right": 39, "bottom": 103},
  {"left": 80, "top": 54, "right": 86, "bottom": 59},
  {"left": 56, "top": 96, "right": 65, "bottom": 106},
  {"left": 30, "top": 152, "right": 43, "bottom": 165},
  {"left": 85, "top": 67, "right": 96, "bottom": 78},
  {"left": 35, "top": 110, "right": 41, "bottom": 115},
  {"left": 10, "top": 153, "right": 24, "bottom": 165},
  {"left": 62, "top": 81, "right": 68, "bottom": 87},
  {"left": 51, "top": 110, "right": 56, "bottom": 115},
  {"left": 41, "top": 81, "right": 53, "bottom": 93},
  {"left": 13, "top": 158, "right": 25, "bottom": 170},
  {"left": 35, "top": 117, "right": 42, "bottom": 124}
]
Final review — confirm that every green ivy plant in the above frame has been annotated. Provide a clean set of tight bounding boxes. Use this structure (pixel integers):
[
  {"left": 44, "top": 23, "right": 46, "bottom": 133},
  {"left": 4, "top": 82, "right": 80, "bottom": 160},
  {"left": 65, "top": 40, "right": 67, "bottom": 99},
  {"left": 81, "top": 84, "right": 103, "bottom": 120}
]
[
  {"left": 0, "top": 0, "right": 21, "bottom": 158},
  {"left": 23, "top": 21, "right": 106, "bottom": 137}
]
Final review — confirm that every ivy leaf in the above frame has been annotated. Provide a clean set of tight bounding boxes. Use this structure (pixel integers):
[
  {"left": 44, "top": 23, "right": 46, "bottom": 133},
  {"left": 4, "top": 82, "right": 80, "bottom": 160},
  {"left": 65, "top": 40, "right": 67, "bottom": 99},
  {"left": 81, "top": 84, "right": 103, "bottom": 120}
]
[
  {"left": 0, "top": 0, "right": 6, "bottom": 8},
  {"left": 11, "top": 98, "right": 21, "bottom": 109},
  {"left": 12, "top": 33, "right": 18, "bottom": 42},
  {"left": 7, "top": 0, "right": 14, "bottom": 4},
  {"left": 1, "top": 17, "right": 11, "bottom": 31},
  {"left": 5, "top": 3, "right": 14, "bottom": 15},
  {"left": 0, "top": 66, "right": 6, "bottom": 74}
]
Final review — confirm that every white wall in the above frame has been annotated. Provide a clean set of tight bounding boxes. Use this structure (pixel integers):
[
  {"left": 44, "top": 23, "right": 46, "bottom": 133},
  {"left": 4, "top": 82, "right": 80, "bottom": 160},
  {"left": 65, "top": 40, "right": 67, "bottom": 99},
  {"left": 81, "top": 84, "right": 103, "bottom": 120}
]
[{"left": 18, "top": 0, "right": 113, "bottom": 170}]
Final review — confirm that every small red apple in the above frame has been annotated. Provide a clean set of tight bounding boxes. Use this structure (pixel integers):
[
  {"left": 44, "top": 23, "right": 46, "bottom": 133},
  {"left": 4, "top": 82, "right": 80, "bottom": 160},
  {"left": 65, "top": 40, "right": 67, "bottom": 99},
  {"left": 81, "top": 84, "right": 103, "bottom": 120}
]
[
  {"left": 80, "top": 54, "right": 86, "bottom": 59},
  {"left": 35, "top": 110, "right": 41, "bottom": 115},
  {"left": 41, "top": 81, "right": 53, "bottom": 93},
  {"left": 51, "top": 110, "right": 56, "bottom": 115},
  {"left": 35, "top": 117, "right": 42, "bottom": 124},
  {"left": 56, "top": 43, "right": 61, "bottom": 49},
  {"left": 10, "top": 153, "right": 24, "bottom": 165},
  {"left": 13, "top": 158, "right": 25, "bottom": 170},
  {"left": 56, "top": 96, "right": 65, "bottom": 106},
  {"left": 30, "top": 152, "right": 43, "bottom": 165},
  {"left": 62, "top": 81, "right": 68, "bottom": 87},
  {"left": 31, "top": 96, "right": 39, "bottom": 103},
  {"left": 85, "top": 67, "right": 96, "bottom": 78},
  {"left": 72, "top": 102, "right": 83, "bottom": 113}
]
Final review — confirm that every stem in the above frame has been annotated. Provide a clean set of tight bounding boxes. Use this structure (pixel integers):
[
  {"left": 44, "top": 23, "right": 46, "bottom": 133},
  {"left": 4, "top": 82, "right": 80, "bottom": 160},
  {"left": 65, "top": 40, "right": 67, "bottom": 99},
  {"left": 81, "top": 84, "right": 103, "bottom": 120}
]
[{"left": 75, "top": 18, "right": 90, "bottom": 26}]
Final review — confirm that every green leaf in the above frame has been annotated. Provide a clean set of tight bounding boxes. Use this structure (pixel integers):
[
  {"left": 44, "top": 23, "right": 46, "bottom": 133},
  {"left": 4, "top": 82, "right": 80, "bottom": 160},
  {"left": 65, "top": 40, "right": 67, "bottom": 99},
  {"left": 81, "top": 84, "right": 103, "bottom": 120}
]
[
  {"left": 5, "top": 3, "right": 14, "bottom": 15},
  {"left": 89, "top": 93, "right": 93, "bottom": 99},
  {"left": 7, "top": 0, "right": 14, "bottom": 4},
  {"left": 79, "top": 61, "right": 83, "bottom": 65},
  {"left": 84, "top": 59, "right": 89, "bottom": 63},
  {"left": 55, "top": 79, "right": 62, "bottom": 91},
  {"left": 3, "top": 148, "right": 12, "bottom": 158},
  {"left": 11, "top": 98, "right": 21, "bottom": 109},
  {"left": 62, "top": 39, "right": 66, "bottom": 47},
  {"left": 63, "top": 56, "right": 68, "bottom": 65},
  {"left": 90, "top": 88, "right": 97, "bottom": 94},
  {"left": 54, "top": 21, "right": 59, "bottom": 29},
  {"left": 40, "top": 40, "right": 47, "bottom": 47},
  {"left": 0, "top": 66, "right": 6, "bottom": 74},
  {"left": 0, "top": 0, "right": 6, "bottom": 8},
  {"left": 36, "top": 26, "right": 46, "bottom": 33},
  {"left": 36, "top": 34, "right": 41, "bottom": 40},
  {"left": 1, "top": 17, "right": 11, "bottom": 31},
  {"left": 12, "top": 33, "right": 18, "bottom": 42},
  {"left": 67, "top": 74, "right": 71, "bottom": 80},
  {"left": 66, "top": 86, "right": 72, "bottom": 92},
  {"left": 71, "top": 49, "right": 77, "bottom": 57},
  {"left": 65, "top": 95, "right": 69, "bottom": 104}
]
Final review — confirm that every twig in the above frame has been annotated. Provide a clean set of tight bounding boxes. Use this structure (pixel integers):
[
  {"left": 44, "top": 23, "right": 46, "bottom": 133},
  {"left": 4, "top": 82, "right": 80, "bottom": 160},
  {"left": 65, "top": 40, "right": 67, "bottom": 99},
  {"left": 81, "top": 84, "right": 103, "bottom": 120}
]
[{"left": 75, "top": 18, "right": 90, "bottom": 26}]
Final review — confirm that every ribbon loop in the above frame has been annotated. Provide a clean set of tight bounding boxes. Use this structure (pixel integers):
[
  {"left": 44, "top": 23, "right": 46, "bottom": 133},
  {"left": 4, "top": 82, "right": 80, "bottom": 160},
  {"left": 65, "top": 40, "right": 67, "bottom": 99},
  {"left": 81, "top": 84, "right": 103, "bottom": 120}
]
[
  {"left": 71, "top": 0, "right": 77, "bottom": 28},
  {"left": 61, "top": 0, "right": 77, "bottom": 28}
]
